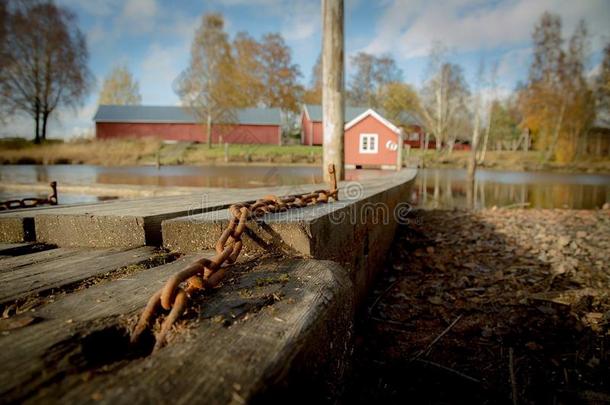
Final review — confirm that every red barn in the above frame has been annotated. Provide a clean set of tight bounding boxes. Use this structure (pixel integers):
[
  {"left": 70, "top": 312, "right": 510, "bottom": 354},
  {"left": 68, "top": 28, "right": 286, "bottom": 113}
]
[
  {"left": 94, "top": 105, "right": 283, "bottom": 145},
  {"left": 301, "top": 105, "right": 371, "bottom": 146}
]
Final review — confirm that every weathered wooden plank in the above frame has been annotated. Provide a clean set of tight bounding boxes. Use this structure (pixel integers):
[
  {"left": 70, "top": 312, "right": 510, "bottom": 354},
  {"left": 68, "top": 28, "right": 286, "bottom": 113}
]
[
  {"left": 0, "top": 247, "right": 90, "bottom": 272},
  {"left": 0, "top": 246, "right": 156, "bottom": 306},
  {"left": 163, "top": 169, "right": 417, "bottom": 304},
  {"left": 0, "top": 253, "right": 203, "bottom": 403},
  {"left": 0, "top": 242, "right": 53, "bottom": 257},
  {"left": 0, "top": 256, "right": 352, "bottom": 404},
  {"left": 33, "top": 184, "right": 324, "bottom": 248}
]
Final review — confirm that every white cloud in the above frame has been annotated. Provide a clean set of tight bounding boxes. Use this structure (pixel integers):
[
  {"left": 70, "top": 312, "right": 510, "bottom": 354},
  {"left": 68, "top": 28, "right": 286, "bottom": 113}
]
[
  {"left": 116, "top": 0, "right": 159, "bottom": 34},
  {"left": 363, "top": 0, "right": 610, "bottom": 59},
  {"left": 497, "top": 47, "right": 531, "bottom": 85},
  {"left": 56, "top": 0, "right": 121, "bottom": 17},
  {"left": 139, "top": 43, "right": 188, "bottom": 105},
  {"left": 281, "top": 1, "right": 319, "bottom": 41}
]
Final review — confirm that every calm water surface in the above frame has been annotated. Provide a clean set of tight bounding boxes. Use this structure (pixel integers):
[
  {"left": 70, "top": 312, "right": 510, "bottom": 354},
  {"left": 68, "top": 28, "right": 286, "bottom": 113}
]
[{"left": 0, "top": 164, "right": 608, "bottom": 209}]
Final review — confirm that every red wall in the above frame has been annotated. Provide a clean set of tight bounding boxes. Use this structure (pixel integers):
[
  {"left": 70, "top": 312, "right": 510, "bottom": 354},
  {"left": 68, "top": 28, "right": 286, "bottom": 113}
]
[
  {"left": 96, "top": 122, "right": 281, "bottom": 145},
  {"left": 301, "top": 112, "right": 323, "bottom": 146},
  {"left": 345, "top": 114, "right": 400, "bottom": 167}
]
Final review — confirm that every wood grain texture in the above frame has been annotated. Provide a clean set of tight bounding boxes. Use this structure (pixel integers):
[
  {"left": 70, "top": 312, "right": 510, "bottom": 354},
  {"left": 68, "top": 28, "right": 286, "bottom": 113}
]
[
  {"left": 0, "top": 247, "right": 155, "bottom": 306},
  {"left": 0, "top": 253, "right": 206, "bottom": 403},
  {"left": 0, "top": 256, "right": 353, "bottom": 404},
  {"left": 0, "top": 242, "right": 53, "bottom": 257}
]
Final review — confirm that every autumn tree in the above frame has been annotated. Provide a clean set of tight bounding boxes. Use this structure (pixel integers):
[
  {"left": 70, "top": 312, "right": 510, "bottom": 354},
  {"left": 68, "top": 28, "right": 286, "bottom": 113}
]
[
  {"left": 302, "top": 54, "right": 322, "bottom": 104},
  {"left": 232, "top": 32, "right": 264, "bottom": 108},
  {"left": 174, "top": 13, "right": 236, "bottom": 148},
  {"left": 418, "top": 45, "right": 470, "bottom": 152},
  {"left": 0, "top": 0, "right": 92, "bottom": 143},
  {"left": 559, "top": 20, "right": 594, "bottom": 160},
  {"left": 348, "top": 52, "right": 402, "bottom": 107},
  {"left": 378, "top": 82, "right": 420, "bottom": 127},
  {"left": 594, "top": 43, "right": 610, "bottom": 127},
  {"left": 0, "top": 1, "right": 8, "bottom": 122},
  {"left": 519, "top": 13, "right": 594, "bottom": 162},
  {"left": 258, "top": 33, "right": 303, "bottom": 112},
  {"left": 98, "top": 65, "right": 141, "bottom": 105},
  {"left": 489, "top": 99, "right": 522, "bottom": 146}
]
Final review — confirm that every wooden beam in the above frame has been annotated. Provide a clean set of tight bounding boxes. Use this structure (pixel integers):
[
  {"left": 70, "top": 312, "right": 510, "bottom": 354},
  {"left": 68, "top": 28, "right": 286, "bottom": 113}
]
[
  {"left": 0, "top": 255, "right": 353, "bottom": 404},
  {"left": 0, "top": 246, "right": 156, "bottom": 306},
  {"left": 322, "top": 0, "right": 345, "bottom": 182},
  {"left": 162, "top": 170, "right": 417, "bottom": 305}
]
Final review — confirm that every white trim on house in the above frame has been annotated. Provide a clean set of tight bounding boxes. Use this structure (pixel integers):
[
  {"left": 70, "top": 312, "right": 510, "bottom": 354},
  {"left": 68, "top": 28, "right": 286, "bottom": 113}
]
[
  {"left": 302, "top": 105, "right": 311, "bottom": 122},
  {"left": 359, "top": 133, "right": 379, "bottom": 154},
  {"left": 345, "top": 108, "right": 402, "bottom": 135}
]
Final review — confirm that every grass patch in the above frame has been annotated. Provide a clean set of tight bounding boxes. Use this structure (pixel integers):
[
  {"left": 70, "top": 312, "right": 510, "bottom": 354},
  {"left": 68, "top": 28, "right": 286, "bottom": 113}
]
[{"left": 0, "top": 138, "right": 322, "bottom": 166}]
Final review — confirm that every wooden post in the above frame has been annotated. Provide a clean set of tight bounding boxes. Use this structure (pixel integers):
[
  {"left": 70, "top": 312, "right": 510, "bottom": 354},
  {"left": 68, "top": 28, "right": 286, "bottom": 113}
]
[
  {"left": 224, "top": 142, "right": 229, "bottom": 163},
  {"left": 396, "top": 132, "right": 403, "bottom": 171},
  {"left": 322, "top": 0, "right": 345, "bottom": 182}
]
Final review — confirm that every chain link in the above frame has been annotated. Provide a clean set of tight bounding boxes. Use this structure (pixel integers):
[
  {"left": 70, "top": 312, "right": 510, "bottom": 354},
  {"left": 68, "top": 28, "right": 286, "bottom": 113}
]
[
  {"left": 131, "top": 164, "right": 339, "bottom": 351},
  {"left": 0, "top": 181, "right": 58, "bottom": 211}
]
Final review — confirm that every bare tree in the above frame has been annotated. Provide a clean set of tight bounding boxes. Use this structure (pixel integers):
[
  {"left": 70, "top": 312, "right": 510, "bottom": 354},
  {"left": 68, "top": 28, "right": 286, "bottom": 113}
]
[
  {"left": 418, "top": 44, "right": 470, "bottom": 153},
  {"left": 174, "top": 13, "right": 236, "bottom": 148},
  {"left": 303, "top": 54, "right": 322, "bottom": 104},
  {"left": 477, "top": 62, "right": 498, "bottom": 163},
  {"left": 98, "top": 64, "right": 141, "bottom": 105},
  {"left": 348, "top": 52, "right": 402, "bottom": 107},
  {"left": 468, "top": 59, "right": 487, "bottom": 182},
  {"left": 1, "top": 0, "right": 92, "bottom": 143}
]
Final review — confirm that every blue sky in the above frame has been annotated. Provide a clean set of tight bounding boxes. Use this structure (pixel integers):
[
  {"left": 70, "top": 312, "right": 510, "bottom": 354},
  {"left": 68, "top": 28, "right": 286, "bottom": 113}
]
[{"left": 4, "top": 0, "right": 610, "bottom": 138}]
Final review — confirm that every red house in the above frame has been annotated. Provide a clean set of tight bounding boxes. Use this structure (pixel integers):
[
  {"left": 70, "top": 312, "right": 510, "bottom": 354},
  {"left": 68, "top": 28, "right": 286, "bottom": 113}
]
[
  {"left": 94, "top": 105, "right": 283, "bottom": 145},
  {"left": 301, "top": 104, "right": 430, "bottom": 169},
  {"left": 344, "top": 109, "right": 405, "bottom": 169}
]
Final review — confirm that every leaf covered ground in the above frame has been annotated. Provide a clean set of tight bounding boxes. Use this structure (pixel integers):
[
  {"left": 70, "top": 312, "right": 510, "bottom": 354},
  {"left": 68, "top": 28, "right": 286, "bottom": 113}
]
[{"left": 346, "top": 209, "right": 610, "bottom": 404}]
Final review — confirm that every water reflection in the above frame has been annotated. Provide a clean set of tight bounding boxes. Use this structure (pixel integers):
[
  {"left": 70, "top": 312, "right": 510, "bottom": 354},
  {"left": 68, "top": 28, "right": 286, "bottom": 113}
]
[
  {"left": 0, "top": 165, "right": 608, "bottom": 209},
  {"left": 411, "top": 168, "right": 610, "bottom": 210}
]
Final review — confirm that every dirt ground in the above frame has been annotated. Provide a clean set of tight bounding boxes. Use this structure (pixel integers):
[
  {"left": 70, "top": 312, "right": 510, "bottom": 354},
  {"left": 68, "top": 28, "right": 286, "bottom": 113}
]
[{"left": 345, "top": 209, "right": 610, "bottom": 404}]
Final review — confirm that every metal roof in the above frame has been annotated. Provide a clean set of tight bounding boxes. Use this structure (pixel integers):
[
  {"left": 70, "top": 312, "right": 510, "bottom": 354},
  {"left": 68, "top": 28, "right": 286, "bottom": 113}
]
[
  {"left": 303, "top": 104, "right": 421, "bottom": 126},
  {"left": 94, "top": 105, "right": 282, "bottom": 125},
  {"left": 303, "top": 104, "right": 367, "bottom": 122}
]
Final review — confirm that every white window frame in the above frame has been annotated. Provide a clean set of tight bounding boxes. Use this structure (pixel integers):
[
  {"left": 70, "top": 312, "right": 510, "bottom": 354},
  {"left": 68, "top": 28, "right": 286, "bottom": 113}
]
[{"left": 359, "top": 133, "right": 378, "bottom": 154}]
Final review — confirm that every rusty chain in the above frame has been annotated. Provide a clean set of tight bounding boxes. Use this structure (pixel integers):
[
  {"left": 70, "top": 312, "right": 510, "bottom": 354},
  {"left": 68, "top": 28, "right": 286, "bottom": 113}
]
[
  {"left": 0, "top": 181, "right": 58, "bottom": 211},
  {"left": 131, "top": 164, "right": 339, "bottom": 352}
]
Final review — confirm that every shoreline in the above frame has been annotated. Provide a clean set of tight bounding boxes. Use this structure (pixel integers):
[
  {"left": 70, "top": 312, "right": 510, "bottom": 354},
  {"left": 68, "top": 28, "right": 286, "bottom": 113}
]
[
  {"left": 1, "top": 160, "right": 610, "bottom": 175},
  {"left": 1, "top": 139, "right": 609, "bottom": 174}
]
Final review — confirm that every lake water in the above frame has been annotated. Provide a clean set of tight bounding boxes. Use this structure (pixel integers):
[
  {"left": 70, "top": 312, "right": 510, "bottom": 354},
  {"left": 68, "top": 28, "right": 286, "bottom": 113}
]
[{"left": 0, "top": 164, "right": 608, "bottom": 209}]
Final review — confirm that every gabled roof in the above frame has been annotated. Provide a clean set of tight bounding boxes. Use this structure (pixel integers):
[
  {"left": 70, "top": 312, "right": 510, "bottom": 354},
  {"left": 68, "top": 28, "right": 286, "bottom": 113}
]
[
  {"left": 345, "top": 109, "right": 402, "bottom": 135},
  {"left": 302, "top": 104, "right": 422, "bottom": 127},
  {"left": 94, "top": 105, "right": 282, "bottom": 125}
]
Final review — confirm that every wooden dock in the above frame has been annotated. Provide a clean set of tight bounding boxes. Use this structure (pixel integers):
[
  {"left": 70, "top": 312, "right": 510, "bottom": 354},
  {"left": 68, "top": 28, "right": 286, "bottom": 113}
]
[{"left": 0, "top": 169, "right": 416, "bottom": 403}]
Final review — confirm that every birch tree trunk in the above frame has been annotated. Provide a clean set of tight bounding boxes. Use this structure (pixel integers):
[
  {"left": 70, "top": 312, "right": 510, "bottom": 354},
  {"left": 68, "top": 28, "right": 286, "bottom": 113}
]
[{"left": 544, "top": 99, "right": 567, "bottom": 162}]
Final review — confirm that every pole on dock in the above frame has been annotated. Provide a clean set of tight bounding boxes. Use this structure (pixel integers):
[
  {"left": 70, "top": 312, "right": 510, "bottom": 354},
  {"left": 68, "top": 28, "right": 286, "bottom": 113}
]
[
  {"left": 322, "top": 0, "right": 345, "bottom": 183},
  {"left": 396, "top": 132, "right": 403, "bottom": 171}
]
